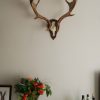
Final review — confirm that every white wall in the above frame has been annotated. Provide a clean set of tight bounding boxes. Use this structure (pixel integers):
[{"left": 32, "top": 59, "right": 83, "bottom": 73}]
[{"left": 0, "top": 0, "right": 100, "bottom": 100}]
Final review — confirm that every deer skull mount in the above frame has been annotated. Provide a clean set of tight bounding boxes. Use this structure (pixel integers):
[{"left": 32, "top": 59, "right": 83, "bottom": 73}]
[
  {"left": 47, "top": 19, "right": 60, "bottom": 40},
  {"left": 30, "top": 0, "right": 77, "bottom": 40}
]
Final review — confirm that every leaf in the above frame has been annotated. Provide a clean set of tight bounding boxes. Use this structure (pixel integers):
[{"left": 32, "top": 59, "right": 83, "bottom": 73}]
[{"left": 45, "top": 84, "right": 52, "bottom": 97}]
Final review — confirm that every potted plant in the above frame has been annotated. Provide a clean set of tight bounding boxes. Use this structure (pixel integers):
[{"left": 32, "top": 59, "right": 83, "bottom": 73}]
[{"left": 15, "top": 78, "right": 52, "bottom": 100}]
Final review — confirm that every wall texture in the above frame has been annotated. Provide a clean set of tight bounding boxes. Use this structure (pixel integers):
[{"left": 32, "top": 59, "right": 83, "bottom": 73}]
[{"left": 0, "top": 0, "right": 100, "bottom": 100}]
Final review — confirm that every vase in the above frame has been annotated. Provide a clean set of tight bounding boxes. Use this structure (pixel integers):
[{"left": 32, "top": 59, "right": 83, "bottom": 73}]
[{"left": 18, "top": 95, "right": 39, "bottom": 100}]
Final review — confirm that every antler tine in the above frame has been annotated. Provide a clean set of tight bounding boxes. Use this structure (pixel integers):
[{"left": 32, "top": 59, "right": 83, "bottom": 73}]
[
  {"left": 30, "top": 0, "right": 50, "bottom": 24},
  {"left": 30, "top": 0, "right": 40, "bottom": 7},
  {"left": 58, "top": 0, "right": 77, "bottom": 24},
  {"left": 36, "top": 0, "right": 40, "bottom": 7}
]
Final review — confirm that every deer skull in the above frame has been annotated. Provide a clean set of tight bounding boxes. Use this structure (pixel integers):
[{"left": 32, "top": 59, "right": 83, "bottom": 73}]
[{"left": 47, "top": 19, "right": 59, "bottom": 40}]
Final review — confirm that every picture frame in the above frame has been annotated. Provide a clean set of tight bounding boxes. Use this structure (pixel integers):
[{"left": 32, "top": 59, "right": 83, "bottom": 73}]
[{"left": 0, "top": 85, "right": 12, "bottom": 100}]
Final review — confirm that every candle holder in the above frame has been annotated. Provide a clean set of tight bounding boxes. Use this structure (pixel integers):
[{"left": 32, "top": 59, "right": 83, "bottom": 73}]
[{"left": 81, "top": 94, "right": 95, "bottom": 100}]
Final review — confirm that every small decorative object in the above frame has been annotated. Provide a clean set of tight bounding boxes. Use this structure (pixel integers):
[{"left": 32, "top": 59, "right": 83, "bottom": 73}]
[
  {"left": 0, "top": 85, "right": 12, "bottom": 100},
  {"left": 29, "top": 0, "right": 77, "bottom": 40},
  {"left": 14, "top": 78, "right": 52, "bottom": 100},
  {"left": 81, "top": 94, "right": 95, "bottom": 100}
]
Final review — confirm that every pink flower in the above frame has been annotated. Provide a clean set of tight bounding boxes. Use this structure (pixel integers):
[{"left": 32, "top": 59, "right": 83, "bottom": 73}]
[
  {"left": 37, "top": 83, "right": 44, "bottom": 88},
  {"left": 38, "top": 90, "right": 44, "bottom": 95},
  {"left": 33, "top": 82, "right": 39, "bottom": 87},
  {"left": 23, "top": 94, "right": 28, "bottom": 100}
]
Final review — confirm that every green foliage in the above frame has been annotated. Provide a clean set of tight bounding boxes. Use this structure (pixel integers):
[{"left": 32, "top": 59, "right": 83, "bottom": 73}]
[
  {"left": 15, "top": 78, "right": 52, "bottom": 100},
  {"left": 45, "top": 84, "right": 52, "bottom": 97}
]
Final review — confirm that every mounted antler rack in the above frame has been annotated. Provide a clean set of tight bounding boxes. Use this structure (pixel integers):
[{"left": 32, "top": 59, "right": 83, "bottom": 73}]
[{"left": 29, "top": 0, "right": 77, "bottom": 40}]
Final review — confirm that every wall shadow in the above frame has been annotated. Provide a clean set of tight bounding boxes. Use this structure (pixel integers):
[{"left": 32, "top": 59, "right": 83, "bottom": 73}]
[{"left": 94, "top": 72, "right": 100, "bottom": 100}]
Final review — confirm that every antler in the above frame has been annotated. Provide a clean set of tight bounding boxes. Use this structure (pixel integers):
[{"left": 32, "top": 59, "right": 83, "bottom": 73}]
[
  {"left": 30, "top": 0, "right": 50, "bottom": 24},
  {"left": 58, "top": 0, "right": 77, "bottom": 24},
  {"left": 29, "top": 0, "right": 77, "bottom": 40}
]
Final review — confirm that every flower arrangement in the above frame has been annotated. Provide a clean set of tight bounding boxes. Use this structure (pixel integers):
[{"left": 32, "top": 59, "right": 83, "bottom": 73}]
[{"left": 15, "top": 78, "right": 52, "bottom": 100}]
